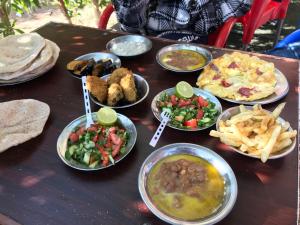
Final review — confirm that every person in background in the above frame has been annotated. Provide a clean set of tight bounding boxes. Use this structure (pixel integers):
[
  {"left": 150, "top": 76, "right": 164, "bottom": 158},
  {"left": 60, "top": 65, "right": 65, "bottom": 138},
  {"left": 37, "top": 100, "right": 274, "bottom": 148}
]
[{"left": 111, "top": 0, "right": 252, "bottom": 44}]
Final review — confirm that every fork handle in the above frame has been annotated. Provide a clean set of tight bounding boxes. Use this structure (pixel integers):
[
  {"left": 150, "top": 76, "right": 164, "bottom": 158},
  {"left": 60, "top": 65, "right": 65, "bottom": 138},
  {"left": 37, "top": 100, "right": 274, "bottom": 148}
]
[
  {"left": 81, "top": 76, "right": 93, "bottom": 128},
  {"left": 149, "top": 117, "right": 169, "bottom": 147}
]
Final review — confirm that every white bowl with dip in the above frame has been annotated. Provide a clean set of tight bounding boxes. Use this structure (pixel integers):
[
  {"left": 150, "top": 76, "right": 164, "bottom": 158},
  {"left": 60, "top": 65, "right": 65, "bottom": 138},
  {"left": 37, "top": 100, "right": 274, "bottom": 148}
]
[{"left": 106, "top": 35, "right": 152, "bottom": 57}]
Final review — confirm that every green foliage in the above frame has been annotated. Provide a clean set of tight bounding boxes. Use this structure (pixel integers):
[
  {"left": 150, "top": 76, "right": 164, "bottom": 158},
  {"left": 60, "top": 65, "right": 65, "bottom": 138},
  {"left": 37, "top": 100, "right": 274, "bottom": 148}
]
[{"left": 0, "top": 0, "right": 111, "bottom": 37}]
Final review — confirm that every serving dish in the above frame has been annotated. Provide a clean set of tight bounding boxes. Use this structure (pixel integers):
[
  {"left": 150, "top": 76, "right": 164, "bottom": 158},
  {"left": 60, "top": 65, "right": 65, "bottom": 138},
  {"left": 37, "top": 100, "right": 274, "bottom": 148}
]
[
  {"left": 138, "top": 143, "right": 237, "bottom": 225},
  {"left": 89, "top": 73, "right": 149, "bottom": 109},
  {"left": 156, "top": 44, "right": 212, "bottom": 73},
  {"left": 215, "top": 105, "right": 296, "bottom": 160},
  {"left": 106, "top": 35, "right": 152, "bottom": 57},
  {"left": 57, "top": 112, "right": 137, "bottom": 171},
  {"left": 68, "top": 52, "right": 121, "bottom": 79},
  {"left": 151, "top": 87, "right": 222, "bottom": 131}
]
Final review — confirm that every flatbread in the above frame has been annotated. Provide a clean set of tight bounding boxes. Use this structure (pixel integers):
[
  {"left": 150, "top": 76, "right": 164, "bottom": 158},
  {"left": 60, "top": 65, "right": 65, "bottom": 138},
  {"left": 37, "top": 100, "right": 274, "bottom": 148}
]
[
  {"left": 0, "top": 33, "right": 45, "bottom": 74},
  {"left": 0, "top": 99, "right": 50, "bottom": 153},
  {"left": 0, "top": 40, "right": 54, "bottom": 80},
  {"left": 0, "top": 40, "right": 60, "bottom": 83}
]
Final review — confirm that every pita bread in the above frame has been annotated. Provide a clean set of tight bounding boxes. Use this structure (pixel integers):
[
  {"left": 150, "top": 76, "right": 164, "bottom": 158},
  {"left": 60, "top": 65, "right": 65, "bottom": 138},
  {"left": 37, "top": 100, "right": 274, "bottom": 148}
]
[
  {"left": 0, "top": 33, "right": 45, "bottom": 74},
  {"left": 0, "top": 40, "right": 60, "bottom": 83},
  {"left": 0, "top": 40, "right": 60, "bottom": 80},
  {"left": 0, "top": 99, "right": 50, "bottom": 153}
]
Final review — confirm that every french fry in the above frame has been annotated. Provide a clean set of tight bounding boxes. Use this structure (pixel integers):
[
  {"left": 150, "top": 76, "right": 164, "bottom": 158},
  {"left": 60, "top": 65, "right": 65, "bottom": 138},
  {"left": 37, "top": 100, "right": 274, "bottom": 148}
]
[
  {"left": 272, "top": 102, "right": 286, "bottom": 118},
  {"left": 272, "top": 138, "right": 292, "bottom": 153},
  {"left": 261, "top": 125, "right": 281, "bottom": 163},
  {"left": 278, "top": 130, "right": 297, "bottom": 141},
  {"left": 239, "top": 105, "right": 247, "bottom": 112}
]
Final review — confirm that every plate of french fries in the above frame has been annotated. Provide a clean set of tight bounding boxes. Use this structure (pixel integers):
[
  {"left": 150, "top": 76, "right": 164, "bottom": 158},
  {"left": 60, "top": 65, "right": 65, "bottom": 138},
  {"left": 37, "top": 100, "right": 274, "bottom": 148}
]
[{"left": 210, "top": 103, "right": 297, "bottom": 162}]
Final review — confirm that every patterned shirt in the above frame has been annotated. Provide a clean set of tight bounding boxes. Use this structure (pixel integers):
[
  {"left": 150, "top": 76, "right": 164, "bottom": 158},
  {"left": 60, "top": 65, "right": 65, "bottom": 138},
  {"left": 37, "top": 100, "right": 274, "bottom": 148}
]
[{"left": 112, "top": 0, "right": 252, "bottom": 43}]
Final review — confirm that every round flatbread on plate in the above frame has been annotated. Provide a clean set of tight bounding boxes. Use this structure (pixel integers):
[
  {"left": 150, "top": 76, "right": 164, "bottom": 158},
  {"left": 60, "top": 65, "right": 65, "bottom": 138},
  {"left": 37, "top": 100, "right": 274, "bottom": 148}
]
[
  {"left": 0, "top": 40, "right": 60, "bottom": 86},
  {"left": 0, "top": 33, "right": 45, "bottom": 74}
]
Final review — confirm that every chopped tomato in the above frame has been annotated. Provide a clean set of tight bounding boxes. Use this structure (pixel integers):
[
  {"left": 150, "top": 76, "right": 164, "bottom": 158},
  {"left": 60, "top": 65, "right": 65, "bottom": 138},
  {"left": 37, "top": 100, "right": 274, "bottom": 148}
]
[
  {"left": 96, "top": 144, "right": 109, "bottom": 166},
  {"left": 112, "top": 142, "right": 123, "bottom": 157},
  {"left": 183, "top": 119, "right": 197, "bottom": 128},
  {"left": 69, "top": 133, "right": 79, "bottom": 143},
  {"left": 170, "top": 95, "right": 178, "bottom": 106},
  {"left": 92, "top": 134, "right": 98, "bottom": 143},
  {"left": 196, "top": 110, "right": 204, "bottom": 120},
  {"left": 110, "top": 133, "right": 122, "bottom": 145},
  {"left": 197, "top": 96, "right": 209, "bottom": 107},
  {"left": 76, "top": 127, "right": 85, "bottom": 136},
  {"left": 178, "top": 99, "right": 191, "bottom": 107},
  {"left": 87, "top": 126, "right": 97, "bottom": 132},
  {"left": 109, "top": 127, "right": 116, "bottom": 134}
]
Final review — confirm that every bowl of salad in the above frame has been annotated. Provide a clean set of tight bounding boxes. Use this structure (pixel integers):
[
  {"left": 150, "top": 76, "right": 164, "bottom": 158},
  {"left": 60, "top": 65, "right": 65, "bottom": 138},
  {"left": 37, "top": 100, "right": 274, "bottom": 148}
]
[
  {"left": 57, "top": 108, "right": 137, "bottom": 171},
  {"left": 151, "top": 82, "right": 222, "bottom": 131}
]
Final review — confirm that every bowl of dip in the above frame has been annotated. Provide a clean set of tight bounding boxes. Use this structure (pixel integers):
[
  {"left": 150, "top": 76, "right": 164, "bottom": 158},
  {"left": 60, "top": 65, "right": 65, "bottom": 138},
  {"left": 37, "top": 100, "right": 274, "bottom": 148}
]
[
  {"left": 106, "top": 35, "right": 152, "bottom": 57},
  {"left": 156, "top": 44, "right": 213, "bottom": 73}
]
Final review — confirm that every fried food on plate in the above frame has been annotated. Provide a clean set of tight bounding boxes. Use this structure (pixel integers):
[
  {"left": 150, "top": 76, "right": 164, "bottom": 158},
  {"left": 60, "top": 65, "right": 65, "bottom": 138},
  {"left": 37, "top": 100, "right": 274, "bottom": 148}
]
[
  {"left": 120, "top": 73, "right": 137, "bottom": 102},
  {"left": 107, "top": 83, "right": 124, "bottom": 106},
  {"left": 197, "top": 52, "right": 277, "bottom": 101},
  {"left": 86, "top": 76, "right": 108, "bottom": 103},
  {"left": 209, "top": 103, "right": 297, "bottom": 163},
  {"left": 108, "top": 67, "right": 131, "bottom": 85}
]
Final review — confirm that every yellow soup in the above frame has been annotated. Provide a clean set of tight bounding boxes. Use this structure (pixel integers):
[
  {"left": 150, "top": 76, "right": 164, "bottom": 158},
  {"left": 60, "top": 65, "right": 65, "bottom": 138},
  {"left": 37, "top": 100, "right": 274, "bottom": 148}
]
[
  {"left": 147, "top": 154, "right": 225, "bottom": 221},
  {"left": 160, "top": 50, "right": 207, "bottom": 71}
]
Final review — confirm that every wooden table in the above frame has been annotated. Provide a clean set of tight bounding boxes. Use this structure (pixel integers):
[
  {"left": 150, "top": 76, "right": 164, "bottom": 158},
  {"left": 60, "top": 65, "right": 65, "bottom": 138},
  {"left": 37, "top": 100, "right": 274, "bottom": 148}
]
[{"left": 0, "top": 22, "right": 299, "bottom": 225}]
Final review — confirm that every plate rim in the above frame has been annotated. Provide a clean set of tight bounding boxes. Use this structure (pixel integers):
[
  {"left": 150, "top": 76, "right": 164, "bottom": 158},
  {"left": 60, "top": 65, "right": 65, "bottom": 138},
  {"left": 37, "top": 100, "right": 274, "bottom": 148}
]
[
  {"left": 151, "top": 87, "right": 222, "bottom": 131},
  {"left": 56, "top": 112, "right": 137, "bottom": 171}
]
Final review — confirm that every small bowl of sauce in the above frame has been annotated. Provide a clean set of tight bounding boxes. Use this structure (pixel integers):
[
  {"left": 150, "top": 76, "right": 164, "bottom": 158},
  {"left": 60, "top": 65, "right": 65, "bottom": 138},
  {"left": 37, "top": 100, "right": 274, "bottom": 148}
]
[
  {"left": 156, "top": 44, "right": 212, "bottom": 72},
  {"left": 107, "top": 35, "right": 152, "bottom": 57}
]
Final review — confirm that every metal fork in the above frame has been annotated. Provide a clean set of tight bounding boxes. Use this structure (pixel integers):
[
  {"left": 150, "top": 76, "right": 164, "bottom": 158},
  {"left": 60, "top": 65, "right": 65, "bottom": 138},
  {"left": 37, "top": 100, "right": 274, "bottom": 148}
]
[
  {"left": 81, "top": 76, "right": 94, "bottom": 128},
  {"left": 149, "top": 111, "right": 171, "bottom": 147}
]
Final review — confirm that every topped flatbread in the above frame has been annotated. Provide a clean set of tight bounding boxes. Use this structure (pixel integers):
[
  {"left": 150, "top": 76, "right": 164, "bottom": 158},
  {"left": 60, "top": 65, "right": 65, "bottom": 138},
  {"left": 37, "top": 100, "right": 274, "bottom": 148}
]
[
  {"left": 0, "top": 99, "right": 50, "bottom": 153},
  {"left": 0, "top": 33, "right": 45, "bottom": 74},
  {"left": 197, "top": 52, "right": 277, "bottom": 101}
]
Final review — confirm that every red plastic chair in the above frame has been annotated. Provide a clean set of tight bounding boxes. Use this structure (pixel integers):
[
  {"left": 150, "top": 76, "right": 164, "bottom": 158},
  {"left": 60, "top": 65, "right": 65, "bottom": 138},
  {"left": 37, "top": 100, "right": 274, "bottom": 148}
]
[
  {"left": 238, "top": 0, "right": 291, "bottom": 49},
  {"left": 97, "top": 3, "right": 237, "bottom": 48}
]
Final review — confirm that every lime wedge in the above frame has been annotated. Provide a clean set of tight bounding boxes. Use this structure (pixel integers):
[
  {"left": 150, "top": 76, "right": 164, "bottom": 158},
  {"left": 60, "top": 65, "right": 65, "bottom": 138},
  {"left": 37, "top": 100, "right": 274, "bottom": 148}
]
[
  {"left": 175, "top": 81, "right": 194, "bottom": 98},
  {"left": 96, "top": 107, "right": 117, "bottom": 126}
]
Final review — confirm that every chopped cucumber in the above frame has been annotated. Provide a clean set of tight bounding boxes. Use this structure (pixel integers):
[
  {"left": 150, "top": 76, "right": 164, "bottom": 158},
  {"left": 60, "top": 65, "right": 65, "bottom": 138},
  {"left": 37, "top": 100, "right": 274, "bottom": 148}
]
[
  {"left": 201, "top": 117, "right": 212, "bottom": 123},
  {"left": 89, "top": 160, "right": 99, "bottom": 168},
  {"left": 108, "top": 155, "right": 115, "bottom": 164},
  {"left": 84, "top": 141, "right": 95, "bottom": 149},
  {"left": 162, "top": 107, "right": 172, "bottom": 115},
  {"left": 83, "top": 152, "right": 91, "bottom": 165},
  {"left": 65, "top": 145, "right": 77, "bottom": 159}
]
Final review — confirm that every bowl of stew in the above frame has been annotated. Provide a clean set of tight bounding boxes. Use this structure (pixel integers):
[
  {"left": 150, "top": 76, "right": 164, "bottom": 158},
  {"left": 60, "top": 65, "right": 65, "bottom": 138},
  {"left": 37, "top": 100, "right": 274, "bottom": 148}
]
[
  {"left": 138, "top": 143, "right": 237, "bottom": 225},
  {"left": 156, "top": 44, "right": 213, "bottom": 72}
]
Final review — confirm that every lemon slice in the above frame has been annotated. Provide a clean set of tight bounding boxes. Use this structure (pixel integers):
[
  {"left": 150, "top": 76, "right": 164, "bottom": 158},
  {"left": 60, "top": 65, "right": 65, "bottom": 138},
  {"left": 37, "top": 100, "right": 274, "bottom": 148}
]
[
  {"left": 175, "top": 81, "right": 194, "bottom": 98},
  {"left": 97, "top": 107, "right": 117, "bottom": 126}
]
